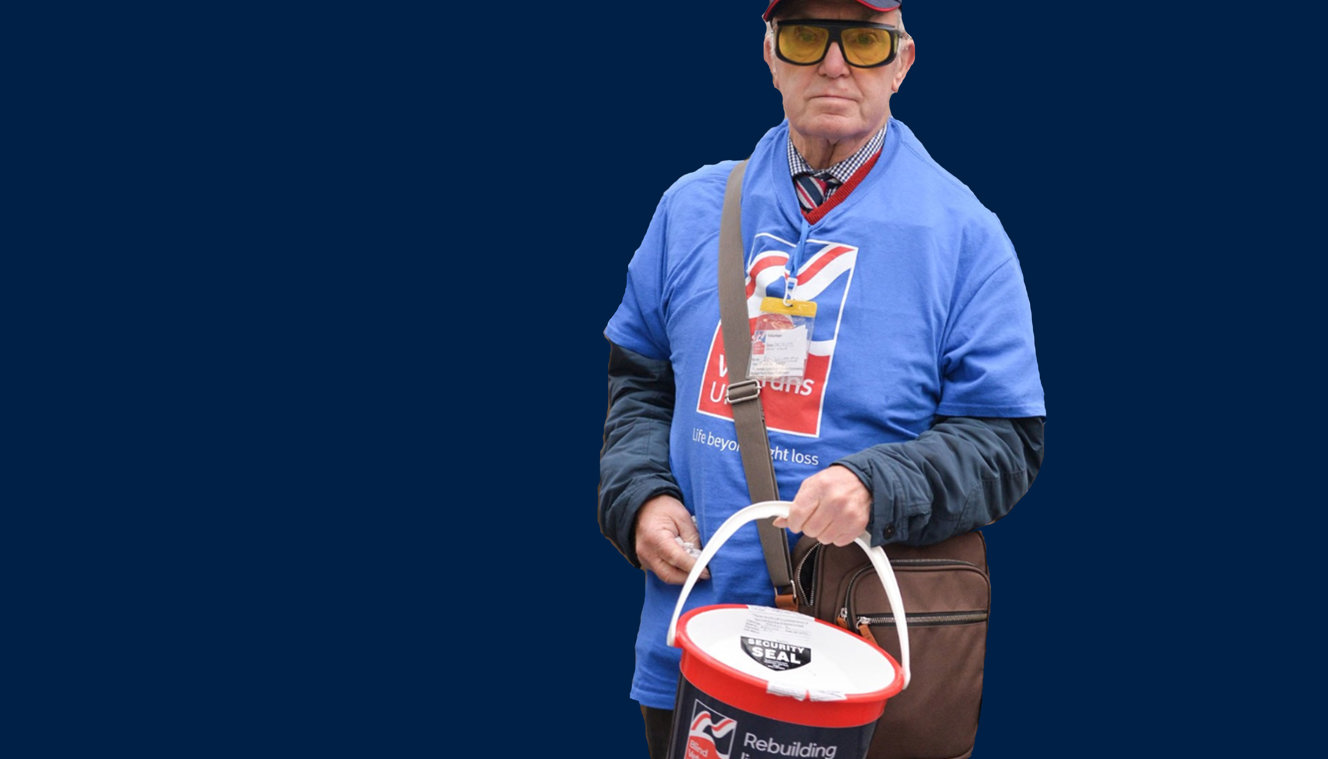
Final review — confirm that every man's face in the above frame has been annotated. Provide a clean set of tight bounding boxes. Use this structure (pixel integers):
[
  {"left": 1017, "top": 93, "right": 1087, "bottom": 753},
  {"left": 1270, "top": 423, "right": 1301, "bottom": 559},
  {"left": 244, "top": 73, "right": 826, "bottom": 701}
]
[{"left": 764, "top": 0, "right": 913, "bottom": 159}]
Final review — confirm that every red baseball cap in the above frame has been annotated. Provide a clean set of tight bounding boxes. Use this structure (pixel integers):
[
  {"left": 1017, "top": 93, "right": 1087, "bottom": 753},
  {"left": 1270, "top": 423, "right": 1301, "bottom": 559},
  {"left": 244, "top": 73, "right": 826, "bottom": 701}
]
[{"left": 763, "top": 1, "right": 901, "bottom": 21}]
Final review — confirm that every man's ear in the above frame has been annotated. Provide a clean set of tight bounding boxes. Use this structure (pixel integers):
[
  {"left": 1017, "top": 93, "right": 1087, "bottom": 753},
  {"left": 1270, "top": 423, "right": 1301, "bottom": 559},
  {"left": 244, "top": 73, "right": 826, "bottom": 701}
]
[
  {"left": 892, "top": 36, "right": 916, "bottom": 93},
  {"left": 764, "top": 34, "right": 780, "bottom": 88}
]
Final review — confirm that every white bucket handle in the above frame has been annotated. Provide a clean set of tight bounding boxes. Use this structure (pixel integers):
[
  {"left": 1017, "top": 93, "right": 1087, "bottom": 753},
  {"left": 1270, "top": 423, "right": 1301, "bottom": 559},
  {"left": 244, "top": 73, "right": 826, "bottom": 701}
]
[{"left": 666, "top": 500, "right": 911, "bottom": 689}]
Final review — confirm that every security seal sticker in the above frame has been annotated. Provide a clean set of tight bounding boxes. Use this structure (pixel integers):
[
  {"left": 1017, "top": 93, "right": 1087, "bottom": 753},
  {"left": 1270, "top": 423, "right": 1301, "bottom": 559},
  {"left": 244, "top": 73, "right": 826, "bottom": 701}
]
[{"left": 741, "top": 606, "right": 812, "bottom": 672}]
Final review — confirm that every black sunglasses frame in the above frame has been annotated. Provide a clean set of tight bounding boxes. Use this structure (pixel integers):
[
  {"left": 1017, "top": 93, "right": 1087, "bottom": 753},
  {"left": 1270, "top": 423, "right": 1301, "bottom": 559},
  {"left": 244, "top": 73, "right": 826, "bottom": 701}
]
[{"left": 774, "top": 19, "right": 904, "bottom": 68}]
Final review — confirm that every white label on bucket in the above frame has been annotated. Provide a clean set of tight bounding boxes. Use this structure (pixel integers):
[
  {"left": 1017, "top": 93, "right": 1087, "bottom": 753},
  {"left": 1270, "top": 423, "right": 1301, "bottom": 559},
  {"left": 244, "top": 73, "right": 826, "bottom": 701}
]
[
  {"left": 807, "top": 687, "right": 849, "bottom": 702},
  {"left": 741, "top": 606, "right": 813, "bottom": 645},
  {"left": 766, "top": 680, "right": 808, "bottom": 700},
  {"left": 765, "top": 681, "right": 849, "bottom": 702}
]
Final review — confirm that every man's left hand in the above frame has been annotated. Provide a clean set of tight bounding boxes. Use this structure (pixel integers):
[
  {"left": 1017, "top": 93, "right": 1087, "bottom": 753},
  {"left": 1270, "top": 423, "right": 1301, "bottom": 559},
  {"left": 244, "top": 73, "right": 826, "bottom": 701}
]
[{"left": 774, "top": 465, "right": 870, "bottom": 546}]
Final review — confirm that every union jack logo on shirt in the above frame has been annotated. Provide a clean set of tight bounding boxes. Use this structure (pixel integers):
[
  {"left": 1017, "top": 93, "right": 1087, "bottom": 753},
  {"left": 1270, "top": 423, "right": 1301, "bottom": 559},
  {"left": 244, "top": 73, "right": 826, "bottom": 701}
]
[{"left": 697, "top": 232, "right": 859, "bottom": 438}]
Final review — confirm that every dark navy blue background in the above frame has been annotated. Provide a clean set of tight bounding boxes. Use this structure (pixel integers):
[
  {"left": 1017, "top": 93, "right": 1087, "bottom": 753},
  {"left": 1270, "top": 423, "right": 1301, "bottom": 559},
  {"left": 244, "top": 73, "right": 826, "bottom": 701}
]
[{"left": 16, "top": 2, "right": 1310, "bottom": 757}]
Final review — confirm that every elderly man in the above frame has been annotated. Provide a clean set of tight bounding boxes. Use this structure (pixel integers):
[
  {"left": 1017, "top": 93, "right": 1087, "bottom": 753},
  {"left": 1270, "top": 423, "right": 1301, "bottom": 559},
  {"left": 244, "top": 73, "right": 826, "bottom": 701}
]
[{"left": 599, "top": 2, "right": 1046, "bottom": 757}]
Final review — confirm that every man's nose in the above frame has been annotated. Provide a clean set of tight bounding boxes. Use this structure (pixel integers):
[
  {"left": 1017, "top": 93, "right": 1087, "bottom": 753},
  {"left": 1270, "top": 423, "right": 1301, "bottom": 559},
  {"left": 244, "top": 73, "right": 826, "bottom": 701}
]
[{"left": 819, "top": 38, "right": 851, "bottom": 74}]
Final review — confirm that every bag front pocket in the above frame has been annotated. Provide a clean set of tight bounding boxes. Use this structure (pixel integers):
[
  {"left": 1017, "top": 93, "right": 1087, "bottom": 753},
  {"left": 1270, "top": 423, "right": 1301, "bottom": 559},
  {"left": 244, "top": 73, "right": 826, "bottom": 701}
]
[
  {"left": 843, "top": 557, "right": 990, "bottom": 759},
  {"left": 792, "top": 532, "right": 992, "bottom": 759}
]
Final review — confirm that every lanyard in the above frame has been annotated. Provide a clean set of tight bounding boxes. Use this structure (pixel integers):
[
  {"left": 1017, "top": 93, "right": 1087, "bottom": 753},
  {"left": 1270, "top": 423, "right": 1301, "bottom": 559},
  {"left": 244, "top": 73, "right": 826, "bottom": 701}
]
[{"left": 783, "top": 216, "right": 812, "bottom": 305}]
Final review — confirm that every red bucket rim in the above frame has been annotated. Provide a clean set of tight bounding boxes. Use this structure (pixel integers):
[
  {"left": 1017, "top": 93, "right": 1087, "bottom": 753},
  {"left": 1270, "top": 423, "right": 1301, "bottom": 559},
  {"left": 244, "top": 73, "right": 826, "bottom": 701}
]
[{"left": 674, "top": 604, "right": 904, "bottom": 728}]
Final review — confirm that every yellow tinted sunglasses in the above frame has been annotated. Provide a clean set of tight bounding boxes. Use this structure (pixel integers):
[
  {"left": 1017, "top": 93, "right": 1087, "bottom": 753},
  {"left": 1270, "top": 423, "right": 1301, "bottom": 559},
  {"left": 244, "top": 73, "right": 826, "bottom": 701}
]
[{"left": 775, "top": 19, "right": 905, "bottom": 68}]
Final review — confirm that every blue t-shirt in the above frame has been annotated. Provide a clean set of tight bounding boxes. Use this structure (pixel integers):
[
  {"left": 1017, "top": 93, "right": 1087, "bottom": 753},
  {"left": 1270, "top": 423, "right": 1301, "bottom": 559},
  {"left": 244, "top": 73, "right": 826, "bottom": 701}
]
[{"left": 605, "top": 118, "right": 1045, "bottom": 709}]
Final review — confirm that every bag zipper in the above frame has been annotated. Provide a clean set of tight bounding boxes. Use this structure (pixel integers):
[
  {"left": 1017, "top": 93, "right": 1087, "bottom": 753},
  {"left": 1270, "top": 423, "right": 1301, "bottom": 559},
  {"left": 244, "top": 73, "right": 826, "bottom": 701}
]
[
  {"left": 798, "top": 544, "right": 987, "bottom": 625},
  {"left": 793, "top": 542, "right": 822, "bottom": 606},
  {"left": 852, "top": 610, "right": 990, "bottom": 627},
  {"left": 835, "top": 560, "right": 988, "bottom": 635}
]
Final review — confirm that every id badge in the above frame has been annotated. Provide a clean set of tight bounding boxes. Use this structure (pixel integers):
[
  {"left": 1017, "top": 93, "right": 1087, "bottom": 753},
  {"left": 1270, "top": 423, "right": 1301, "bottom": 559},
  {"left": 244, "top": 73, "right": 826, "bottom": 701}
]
[{"left": 749, "top": 297, "right": 817, "bottom": 382}]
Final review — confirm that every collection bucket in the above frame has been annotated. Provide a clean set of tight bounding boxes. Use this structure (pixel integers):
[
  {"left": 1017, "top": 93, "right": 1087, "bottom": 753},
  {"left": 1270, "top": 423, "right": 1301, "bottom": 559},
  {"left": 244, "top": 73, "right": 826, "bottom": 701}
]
[{"left": 665, "top": 501, "right": 911, "bottom": 759}]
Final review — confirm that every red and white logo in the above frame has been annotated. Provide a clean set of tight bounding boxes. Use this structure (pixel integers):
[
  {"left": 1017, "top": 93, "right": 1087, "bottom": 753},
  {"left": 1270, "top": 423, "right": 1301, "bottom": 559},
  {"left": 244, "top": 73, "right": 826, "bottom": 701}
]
[
  {"left": 697, "top": 232, "right": 859, "bottom": 438},
  {"left": 685, "top": 700, "right": 737, "bottom": 759}
]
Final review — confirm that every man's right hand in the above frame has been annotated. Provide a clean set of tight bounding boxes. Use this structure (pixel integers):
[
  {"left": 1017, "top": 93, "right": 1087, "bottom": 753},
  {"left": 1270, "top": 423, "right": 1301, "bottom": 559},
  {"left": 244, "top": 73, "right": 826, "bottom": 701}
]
[{"left": 633, "top": 495, "right": 709, "bottom": 584}]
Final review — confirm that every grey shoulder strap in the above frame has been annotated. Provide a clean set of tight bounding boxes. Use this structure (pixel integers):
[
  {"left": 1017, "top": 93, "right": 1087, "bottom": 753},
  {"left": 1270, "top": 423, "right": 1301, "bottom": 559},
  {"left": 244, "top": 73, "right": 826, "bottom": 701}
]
[{"left": 717, "top": 160, "right": 795, "bottom": 608}]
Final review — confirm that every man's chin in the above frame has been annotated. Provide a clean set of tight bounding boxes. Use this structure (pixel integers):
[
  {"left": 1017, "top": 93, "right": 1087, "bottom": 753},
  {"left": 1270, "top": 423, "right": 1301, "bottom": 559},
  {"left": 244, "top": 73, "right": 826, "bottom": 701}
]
[{"left": 793, "top": 114, "right": 874, "bottom": 144}]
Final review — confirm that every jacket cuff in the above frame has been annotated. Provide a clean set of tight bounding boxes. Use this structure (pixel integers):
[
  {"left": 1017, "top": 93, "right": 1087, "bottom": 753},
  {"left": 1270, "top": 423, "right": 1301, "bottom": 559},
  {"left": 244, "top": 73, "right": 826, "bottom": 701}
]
[
  {"left": 831, "top": 459, "right": 906, "bottom": 546},
  {"left": 609, "top": 480, "right": 684, "bottom": 568}
]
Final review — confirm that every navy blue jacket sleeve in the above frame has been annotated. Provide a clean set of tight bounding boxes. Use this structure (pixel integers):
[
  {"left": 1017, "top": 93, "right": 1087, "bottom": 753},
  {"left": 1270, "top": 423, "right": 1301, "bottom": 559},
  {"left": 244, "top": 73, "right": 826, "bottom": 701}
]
[
  {"left": 600, "top": 344, "right": 1046, "bottom": 559},
  {"left": 835, "top": 416, "right": 1045, "bottom": 547},
  {"left": 598, "top": 342, "right": 682, "bottom": 567}
]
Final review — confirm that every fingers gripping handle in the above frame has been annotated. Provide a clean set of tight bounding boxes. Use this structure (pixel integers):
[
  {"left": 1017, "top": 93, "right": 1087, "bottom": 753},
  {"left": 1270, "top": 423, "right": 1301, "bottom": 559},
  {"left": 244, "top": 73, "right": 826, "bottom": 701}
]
[{"left": 665, "top": 501, "right": 911, "bottom": 689}]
